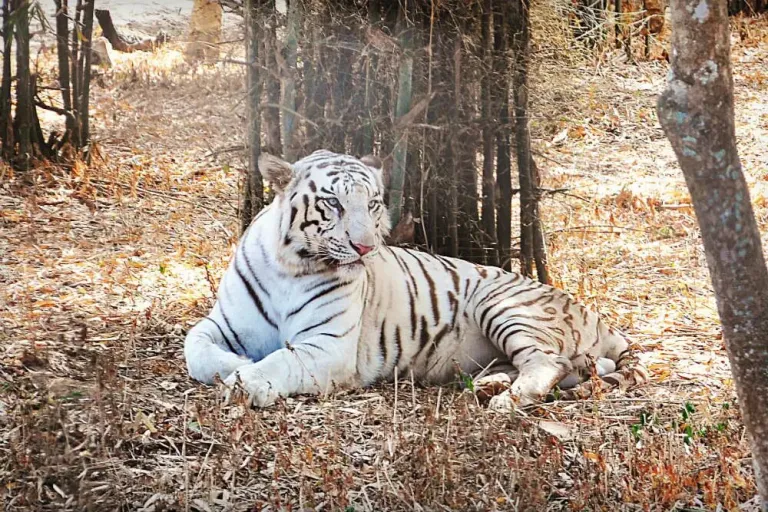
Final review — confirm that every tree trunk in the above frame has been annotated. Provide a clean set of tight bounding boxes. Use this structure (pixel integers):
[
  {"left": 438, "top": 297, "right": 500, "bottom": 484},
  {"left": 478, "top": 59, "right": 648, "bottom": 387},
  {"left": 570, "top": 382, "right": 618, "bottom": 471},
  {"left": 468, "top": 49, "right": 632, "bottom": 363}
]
[
  {"left": 530, "top": 158, "right": 550, "bottom": 284},
  {"left": 78, "top": 0, "right": 95, "bottom": 149},
  {"left": 185, "top": 0, "right": 222, "bottom": 62},
  {"left": 494, "top": 1, "right": 512, "bottom": 270},
  {"left": 389, "top": 6, "right": 413, "bottom": 228},
  {"left": 512, "top": 0, "right": 534, "bottom": 277},
  {"left": 446, "top": 26, "right": 461, "bottom": 258},
  {"left": 281, "top": 0, "right": 299, "bottom": 161},
  {"left": 70, "top": 0, "right": 82, "bottom": 149},
  {"left": 242, "top": 0, "right": 264, "bottom": 232},
  {"left": 657, "top": 0, "right": 768, "bottom": 505},
  {"left": 481, "top": 0, "right": 497, "bottom": 266},
  {"left": 1, "top": 0, "right": 14, "bottom": 161},
  {"left": 14, "top": 0, "right": 32, "bottom": 169},
  {"left": 55, "top": 0, "right": 76, "bottom": 144},
  {"left": 262, "top": 1, "right": 282, "bottom": 155}
]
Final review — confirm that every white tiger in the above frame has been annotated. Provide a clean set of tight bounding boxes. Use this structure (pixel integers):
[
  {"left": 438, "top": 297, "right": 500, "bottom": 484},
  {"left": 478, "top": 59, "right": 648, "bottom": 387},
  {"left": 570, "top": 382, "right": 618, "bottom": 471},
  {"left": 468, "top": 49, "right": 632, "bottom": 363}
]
[{"left": 184, "top": 150, "right": 648, "bottom": 407}]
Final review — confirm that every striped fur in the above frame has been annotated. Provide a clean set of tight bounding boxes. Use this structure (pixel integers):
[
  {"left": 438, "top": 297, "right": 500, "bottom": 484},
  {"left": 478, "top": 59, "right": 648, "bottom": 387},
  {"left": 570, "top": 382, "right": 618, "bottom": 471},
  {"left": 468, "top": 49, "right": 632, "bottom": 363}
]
[{"left": 184, "top": 150, "right": 648, "bottom": 407}]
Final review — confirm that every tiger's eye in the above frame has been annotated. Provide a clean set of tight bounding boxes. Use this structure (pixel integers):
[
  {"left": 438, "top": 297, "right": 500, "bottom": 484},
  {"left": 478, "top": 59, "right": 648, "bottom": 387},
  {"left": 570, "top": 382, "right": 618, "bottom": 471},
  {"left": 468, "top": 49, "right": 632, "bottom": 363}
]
[{"left": 326, "top": 198, "right": 341, "bottom": 209}]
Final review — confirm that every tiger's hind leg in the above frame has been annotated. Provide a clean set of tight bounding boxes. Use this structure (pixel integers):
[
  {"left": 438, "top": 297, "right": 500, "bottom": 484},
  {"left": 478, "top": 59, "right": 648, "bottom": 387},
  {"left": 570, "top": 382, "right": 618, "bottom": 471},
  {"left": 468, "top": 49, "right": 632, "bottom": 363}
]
[{"left": 557, "top": 346, "right": 649, "bottom": 401}]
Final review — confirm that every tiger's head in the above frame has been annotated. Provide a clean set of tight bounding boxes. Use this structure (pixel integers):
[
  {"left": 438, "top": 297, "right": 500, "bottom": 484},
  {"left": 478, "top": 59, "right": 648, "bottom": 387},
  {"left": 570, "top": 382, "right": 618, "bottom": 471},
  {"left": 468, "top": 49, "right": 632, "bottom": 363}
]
[{"left": 259, "top": 150, "right": 391, "bottom": 272}]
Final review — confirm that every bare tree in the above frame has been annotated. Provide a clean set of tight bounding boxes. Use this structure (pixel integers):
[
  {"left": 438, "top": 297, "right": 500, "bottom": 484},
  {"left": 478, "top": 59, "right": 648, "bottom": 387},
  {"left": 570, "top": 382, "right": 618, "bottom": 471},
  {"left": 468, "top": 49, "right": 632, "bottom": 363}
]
[
  {"left": 241, "top": 0, "right": 264, "bottom": 232},
  {"left": 658, "top": 0, "right": 768, "bottom": 505}
]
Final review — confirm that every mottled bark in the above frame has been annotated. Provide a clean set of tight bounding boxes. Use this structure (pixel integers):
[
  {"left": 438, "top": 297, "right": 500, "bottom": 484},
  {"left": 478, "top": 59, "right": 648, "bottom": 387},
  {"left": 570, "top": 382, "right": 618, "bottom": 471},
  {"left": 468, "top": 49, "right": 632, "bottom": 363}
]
[
  {"left": 242, "top": 0, "right": 264, "bottom": 232},
  {"left": 263, "top": 2, "right": 282, "bottom": 155},
  {"left": 657, "top": 0, "right": 768, "bottom": 505}
]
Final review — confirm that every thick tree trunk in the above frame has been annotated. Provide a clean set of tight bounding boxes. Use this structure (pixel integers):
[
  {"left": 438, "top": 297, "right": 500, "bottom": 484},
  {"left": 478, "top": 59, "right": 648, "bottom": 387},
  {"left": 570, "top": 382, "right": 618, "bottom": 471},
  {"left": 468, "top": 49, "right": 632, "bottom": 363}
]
[
  {"left": 242, "top": 0, "right": 264, "bottom": 232},
  {"left": 512, "top": 0, "right": 534, "bottom": 277},
  {"left": 70, "top": 0, "right": 82, "bottom": 148},
  {"left": 14, "top": 0, "right": 32, "bottom": 169},
  {"left": 1, "top": 0, "right": 13, "bottom": 161},
  {"left": 185, "top": 0, "right": 222, "bottom": 62},
  {"left": 658, "top": 0, "right": 768, "bottom": 505},
  {"left": 262, "top": 2, "right": 282, "bottom": 155}
]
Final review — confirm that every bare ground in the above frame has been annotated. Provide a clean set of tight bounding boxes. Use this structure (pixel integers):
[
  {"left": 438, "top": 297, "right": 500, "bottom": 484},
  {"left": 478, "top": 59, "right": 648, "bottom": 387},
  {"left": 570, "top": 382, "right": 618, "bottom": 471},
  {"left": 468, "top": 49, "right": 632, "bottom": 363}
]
[{"left": 2, "top": 13, "right": 768, "bottom": 512}]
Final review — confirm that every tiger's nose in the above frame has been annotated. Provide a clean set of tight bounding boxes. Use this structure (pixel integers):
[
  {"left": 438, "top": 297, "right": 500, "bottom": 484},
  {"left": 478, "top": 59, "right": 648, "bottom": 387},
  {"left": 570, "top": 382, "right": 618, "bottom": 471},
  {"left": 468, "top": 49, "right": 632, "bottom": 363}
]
[{"left": 351, "top": 242, "right": 374, "bottom": 256}]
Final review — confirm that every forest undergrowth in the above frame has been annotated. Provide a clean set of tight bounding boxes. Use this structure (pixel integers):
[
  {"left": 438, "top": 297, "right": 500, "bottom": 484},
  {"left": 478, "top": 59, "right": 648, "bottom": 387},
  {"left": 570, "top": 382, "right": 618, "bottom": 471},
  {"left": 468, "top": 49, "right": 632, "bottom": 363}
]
[{"left": 1, "top": 9, "right": 768, "bottom": 512}]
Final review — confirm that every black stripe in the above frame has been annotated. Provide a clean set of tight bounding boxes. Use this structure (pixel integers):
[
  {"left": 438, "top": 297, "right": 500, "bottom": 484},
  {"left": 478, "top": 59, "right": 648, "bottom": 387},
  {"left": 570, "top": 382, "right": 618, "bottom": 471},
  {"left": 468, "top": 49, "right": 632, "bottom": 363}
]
[
  {"left": 294, "top": 310, "right": 346, "bottom": 338},
  {"left": 235, "top": 259, "right": 277, "bottom": 329},
  {"left": 393, "top": 326, "right": 403, "bottom": 371},
  {"left": 423, "top": 324, "right": 451, "bottom": 361},
  {"left": 287, "top": 281, "right": 349, "bottom": 319},
  {"left": 202, "top": 317, "right": 238, "bottom": 354},
  {"left": 240, "top": 241, "right": 271, "bottom": 298},
  {"left": 217, "top": 305, "right": 247, "bottom": 352},
  {"left": 404, "top": 249, "right": 440, "bottom": 325},
  {"left": 378, "top": 321, "right": 388, "bottom": 368},
  {"left": 510, "top": 345, "right": 539, "bottom": 360}
]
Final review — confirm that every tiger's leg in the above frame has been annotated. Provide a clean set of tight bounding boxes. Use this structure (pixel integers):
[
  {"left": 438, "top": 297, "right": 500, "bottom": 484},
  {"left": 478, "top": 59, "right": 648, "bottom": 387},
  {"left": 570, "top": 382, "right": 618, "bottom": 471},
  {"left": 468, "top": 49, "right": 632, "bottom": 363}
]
[
  {"left": 223, "top": 335, "right": 358, "bottom": 407},
  {"left": 507, "top": 345, "right": 574, "bottom": 405},
  {"left": 184, "top": 319, "right": 253, "bottom": 384},
  {"left": 558, "top": 334, "right": 649, "bottom": 400}
]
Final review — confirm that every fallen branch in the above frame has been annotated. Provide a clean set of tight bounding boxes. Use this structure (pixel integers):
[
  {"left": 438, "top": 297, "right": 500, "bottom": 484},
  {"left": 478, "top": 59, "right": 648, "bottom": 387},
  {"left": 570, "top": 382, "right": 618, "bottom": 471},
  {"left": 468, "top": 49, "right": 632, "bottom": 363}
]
[{"left": 95, "top": 9, "right": 169, "bottom": 53}]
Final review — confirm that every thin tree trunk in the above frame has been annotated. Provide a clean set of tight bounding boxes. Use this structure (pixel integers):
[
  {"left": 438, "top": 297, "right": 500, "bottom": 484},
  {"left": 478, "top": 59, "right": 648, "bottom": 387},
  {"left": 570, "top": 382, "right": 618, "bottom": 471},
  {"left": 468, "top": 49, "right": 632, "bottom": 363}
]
[
  {"left": 390, "top": 6, "right": 413, "bottom": 228},
  {"left": 14, "top": 0, "right": 32, "bottom": 169},
  {"left": 446, "top": 26, "right": 461, "bottom": 258},
  {"left": 530, "top": 158, "right": 550, "bottom": 284},
  {"left": 658, "top": 0, "right": 768, "bottom": 505},
  {"left": 513, "top": 0, "right": 534, "bottom": 277},
  {"left": 70, "top": 0, "right": 83, "bottom": 148},
  {"left": 494, "top": 1, "right": 512, "bottom": 270},
  {"left": 1, "top": 0, "right": 14, "bottom": 161},
  {"left": 78, "top": 0, "right": 95, "bottom": 149},
  {"left": 242, "top": 0, "right": 264, "bottom": 232},
  {"left": 281, "top": 0, "right": 299, "bottom": 161},
  {"left": 263, "top": 2, "right": 282, "bottom": 155},
  {"left": 55, "top": 0, "right": 75, "bottom": 144},
  {"left": 481, "top": 0, "right": 497, "bottom": 266}
]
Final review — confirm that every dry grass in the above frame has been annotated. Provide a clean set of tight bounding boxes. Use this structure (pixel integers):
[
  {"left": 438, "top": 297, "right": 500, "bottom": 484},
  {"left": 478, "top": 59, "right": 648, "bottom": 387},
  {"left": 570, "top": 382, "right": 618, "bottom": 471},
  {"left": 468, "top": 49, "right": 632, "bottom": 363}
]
[{"left": 2, "top": 9, "right": 768, "bottom": 512}]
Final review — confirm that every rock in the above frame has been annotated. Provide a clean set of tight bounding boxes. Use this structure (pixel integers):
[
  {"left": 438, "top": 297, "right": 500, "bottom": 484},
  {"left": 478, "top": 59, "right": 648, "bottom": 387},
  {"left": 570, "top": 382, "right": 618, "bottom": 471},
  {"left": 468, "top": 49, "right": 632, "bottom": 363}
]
[{"left": 92, "top": 37, "right": 113, "bottom": 68}]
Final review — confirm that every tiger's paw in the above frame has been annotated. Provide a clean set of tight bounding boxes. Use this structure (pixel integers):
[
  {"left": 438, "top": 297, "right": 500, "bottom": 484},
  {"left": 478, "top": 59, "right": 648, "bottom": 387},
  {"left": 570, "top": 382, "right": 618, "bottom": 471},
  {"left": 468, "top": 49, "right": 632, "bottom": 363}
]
[
  {"left": 474, "top": 373, "right": 512, "bottom": 405},
  {"left": 223, "top": 367, "right": 280, "bottom": 408},
  {"left": 487, "top": 389, "right": 538, "bottom": 411}
]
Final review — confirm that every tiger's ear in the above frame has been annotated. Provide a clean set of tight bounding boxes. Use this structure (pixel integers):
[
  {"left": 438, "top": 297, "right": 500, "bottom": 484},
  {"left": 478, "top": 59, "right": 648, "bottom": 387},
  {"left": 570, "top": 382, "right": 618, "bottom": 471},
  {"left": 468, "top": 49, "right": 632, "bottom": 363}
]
[
  {"left": 258, "top": 153, "right": 295, "bottom": 193},
  {"left": 360, "top": 154, "right": 390, "bottom": 189}
]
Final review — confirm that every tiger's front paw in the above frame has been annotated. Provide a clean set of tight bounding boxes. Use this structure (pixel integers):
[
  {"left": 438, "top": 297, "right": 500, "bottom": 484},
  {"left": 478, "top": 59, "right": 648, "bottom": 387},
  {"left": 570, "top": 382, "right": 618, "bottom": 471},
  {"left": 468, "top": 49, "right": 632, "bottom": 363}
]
[{"left": 223, "top": 367, "right": 280, "bottom": 408}]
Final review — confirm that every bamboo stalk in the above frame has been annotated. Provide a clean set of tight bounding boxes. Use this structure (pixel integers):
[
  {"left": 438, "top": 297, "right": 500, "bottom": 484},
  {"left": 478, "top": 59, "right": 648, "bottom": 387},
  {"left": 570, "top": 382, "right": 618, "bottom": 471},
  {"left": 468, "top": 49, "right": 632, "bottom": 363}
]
[{"left": 389, "top": 7, "right": 413, "bottom": 228}]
